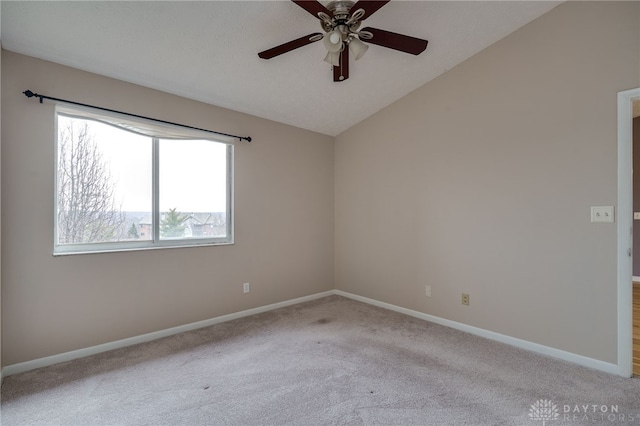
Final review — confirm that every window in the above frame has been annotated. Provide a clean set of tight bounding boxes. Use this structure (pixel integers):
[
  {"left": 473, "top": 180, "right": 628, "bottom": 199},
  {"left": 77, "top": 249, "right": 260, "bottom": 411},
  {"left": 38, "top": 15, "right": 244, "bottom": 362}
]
[{"left": 54, "top": 105, "right": 234, "bottom": 254}]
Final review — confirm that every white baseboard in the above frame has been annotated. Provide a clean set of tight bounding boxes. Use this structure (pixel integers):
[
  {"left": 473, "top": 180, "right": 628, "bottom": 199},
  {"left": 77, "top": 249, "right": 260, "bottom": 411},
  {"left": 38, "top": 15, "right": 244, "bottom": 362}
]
[
  {"left": 2, "top": 289, "right": 619, "bottom": 378},
  {"left": 334, "top": 290, "right": 619, "bottom": 376},
  {"left": 1, "top": 290, "right": 334, "bottom": 378}
]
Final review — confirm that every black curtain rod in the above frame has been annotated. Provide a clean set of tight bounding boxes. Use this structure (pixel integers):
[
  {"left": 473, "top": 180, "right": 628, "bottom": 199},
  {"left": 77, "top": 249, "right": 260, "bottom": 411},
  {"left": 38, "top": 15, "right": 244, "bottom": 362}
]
[{"left": 23, "top": 90, "right": 252, "bottom": 143}]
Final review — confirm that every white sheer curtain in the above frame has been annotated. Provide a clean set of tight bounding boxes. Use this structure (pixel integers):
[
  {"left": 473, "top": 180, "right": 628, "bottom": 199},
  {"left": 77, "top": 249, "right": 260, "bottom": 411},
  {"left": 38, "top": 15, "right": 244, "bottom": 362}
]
[{"left": 56, "top": 104, "right": 237, "bottom": 144}]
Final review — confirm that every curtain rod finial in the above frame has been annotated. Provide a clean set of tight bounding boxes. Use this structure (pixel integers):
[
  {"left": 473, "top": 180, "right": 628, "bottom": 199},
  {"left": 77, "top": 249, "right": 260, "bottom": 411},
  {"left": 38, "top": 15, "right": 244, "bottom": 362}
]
[{"left": 23, "top": 90, "right": 43, "bottom": 103}]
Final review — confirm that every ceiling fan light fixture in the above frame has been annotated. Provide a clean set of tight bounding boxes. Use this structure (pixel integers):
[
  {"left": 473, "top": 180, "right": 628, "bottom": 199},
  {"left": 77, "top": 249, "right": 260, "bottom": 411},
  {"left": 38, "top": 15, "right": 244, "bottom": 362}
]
[
  {"left": 323, "top": 51, "right": 341, "bottom": 67},
  {"left": 349, "top": 37, "right": 368, "bottom": 60},
  {"left": 323, "top": 30, "right": 343, "bottom": 52}
]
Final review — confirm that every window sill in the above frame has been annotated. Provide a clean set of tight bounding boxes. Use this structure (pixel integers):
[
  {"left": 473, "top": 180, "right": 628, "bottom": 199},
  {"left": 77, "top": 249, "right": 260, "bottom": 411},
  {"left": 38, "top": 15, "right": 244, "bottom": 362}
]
[{"left": 53, "top": 240, "right": 234, "bottom": 256}]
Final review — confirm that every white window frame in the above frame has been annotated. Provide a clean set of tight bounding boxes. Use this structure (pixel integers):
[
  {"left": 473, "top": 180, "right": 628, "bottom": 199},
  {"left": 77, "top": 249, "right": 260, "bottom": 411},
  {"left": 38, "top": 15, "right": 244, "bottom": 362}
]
[{"left": 54, "top": 104, "right": 235, "bottom": 255}]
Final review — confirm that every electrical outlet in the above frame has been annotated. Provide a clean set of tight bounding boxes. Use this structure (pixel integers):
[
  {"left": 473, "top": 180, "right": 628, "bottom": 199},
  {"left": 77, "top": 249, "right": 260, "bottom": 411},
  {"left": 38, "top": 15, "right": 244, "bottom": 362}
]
[
  {"left": 243, "top": 282, "right": 250, "bottom": 294},
  {"left": 461, "top": 293, "right": 470, "bottom": 306},
  {"left": 425, "top": 285, "right": 431, "bottom": 297},
  {"left": 591, "top": 206, "right": 614, "bottom": 223}
]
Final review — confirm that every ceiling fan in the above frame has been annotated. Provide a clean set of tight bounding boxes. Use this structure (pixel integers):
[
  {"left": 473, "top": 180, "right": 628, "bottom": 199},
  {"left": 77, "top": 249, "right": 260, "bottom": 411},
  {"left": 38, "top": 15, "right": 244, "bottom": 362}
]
[{"left": 258, "top": 0, "right": 428, "bottom": 82}]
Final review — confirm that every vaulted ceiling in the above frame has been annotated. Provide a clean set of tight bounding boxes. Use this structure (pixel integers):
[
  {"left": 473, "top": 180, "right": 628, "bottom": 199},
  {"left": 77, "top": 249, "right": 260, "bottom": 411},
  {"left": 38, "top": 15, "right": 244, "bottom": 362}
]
[{"left": 1, "top": 1, "right": 561, "bottom": 136}]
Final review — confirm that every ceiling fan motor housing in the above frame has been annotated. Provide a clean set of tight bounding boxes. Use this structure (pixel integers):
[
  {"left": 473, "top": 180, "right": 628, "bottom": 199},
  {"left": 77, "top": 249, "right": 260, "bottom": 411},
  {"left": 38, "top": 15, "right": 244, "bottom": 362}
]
[
  {"left": 327, "top": 1, "right": 354, "bottom": 17},
  {"left": 323, "top": 1, "right": 362, "bottom": 36}
]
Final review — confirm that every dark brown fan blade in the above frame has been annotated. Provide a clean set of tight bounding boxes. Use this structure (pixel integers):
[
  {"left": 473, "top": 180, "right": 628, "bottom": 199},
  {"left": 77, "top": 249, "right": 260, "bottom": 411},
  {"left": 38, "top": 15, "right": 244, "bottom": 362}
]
[
  {"left": 351, "top": 0, "right": 390, "bottom": 20},
  {"left": 333, "top": 48, "right": 349, "bottom": 82},
  {"left": 291, "top": 0, "right": 331, "bottom": 18},
  {"left": 361, "top": 27, "right": 428, "bottom": 55},
  {"left": 258, "top": 33, "right": 323, "bottom": 59}
]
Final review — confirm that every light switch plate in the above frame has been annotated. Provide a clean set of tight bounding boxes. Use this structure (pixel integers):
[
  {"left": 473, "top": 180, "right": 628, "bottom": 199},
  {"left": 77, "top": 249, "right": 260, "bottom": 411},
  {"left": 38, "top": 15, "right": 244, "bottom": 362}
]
[
  {"left": 591, "top": 206, "right": 614, "bottom": 223},
  {"left": 634, "top": 212, "right": 640, "bottom": 220}
]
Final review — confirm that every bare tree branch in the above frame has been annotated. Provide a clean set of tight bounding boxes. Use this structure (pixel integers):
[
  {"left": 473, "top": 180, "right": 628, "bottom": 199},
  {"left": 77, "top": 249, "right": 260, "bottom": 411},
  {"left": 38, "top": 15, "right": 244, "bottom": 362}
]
[{"left": 57, "top": 119, "right": 125, "bottom": 244}]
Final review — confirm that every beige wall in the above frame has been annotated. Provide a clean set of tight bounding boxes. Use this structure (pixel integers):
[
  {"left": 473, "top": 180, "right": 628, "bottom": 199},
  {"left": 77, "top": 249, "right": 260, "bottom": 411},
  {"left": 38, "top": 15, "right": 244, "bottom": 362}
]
[
  {"left": 1, "top": 51, "right": 334, "bottom": 366},
  {"left": 0, "top": 45, "right": 3, "bottom": 380},
  {"left": 335, "top": 1, "right": 639, "bottom": 364}
]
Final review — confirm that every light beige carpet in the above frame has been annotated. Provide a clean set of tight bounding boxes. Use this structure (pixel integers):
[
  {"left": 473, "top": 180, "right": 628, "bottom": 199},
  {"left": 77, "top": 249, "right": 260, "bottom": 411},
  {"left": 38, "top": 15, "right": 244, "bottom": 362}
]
[{"left": 1, "top": 295, "right": 639, "bottom": 425}]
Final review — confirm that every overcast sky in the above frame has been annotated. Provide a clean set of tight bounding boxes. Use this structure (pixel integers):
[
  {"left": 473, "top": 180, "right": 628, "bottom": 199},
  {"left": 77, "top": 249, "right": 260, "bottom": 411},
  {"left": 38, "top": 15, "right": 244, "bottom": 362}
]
[{"left": 62, "top": 117, "right": 228, "bottom": 213}]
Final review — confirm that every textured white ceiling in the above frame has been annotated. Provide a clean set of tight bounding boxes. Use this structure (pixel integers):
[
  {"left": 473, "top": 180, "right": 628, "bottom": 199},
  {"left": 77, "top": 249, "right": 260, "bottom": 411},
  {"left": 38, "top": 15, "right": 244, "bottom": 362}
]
[{"left": 1, "top": 1, "right": 560, "bottom": 136}]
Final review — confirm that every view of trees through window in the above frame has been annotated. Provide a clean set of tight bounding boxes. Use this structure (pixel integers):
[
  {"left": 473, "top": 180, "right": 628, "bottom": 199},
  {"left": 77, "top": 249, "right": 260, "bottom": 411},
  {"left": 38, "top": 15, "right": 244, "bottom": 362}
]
[
  {"left": 56, "top": 112, "right": 231, "bottom": 251},
  {"left": 57, "top": 119, "right": 127, "bottom": 244}
]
